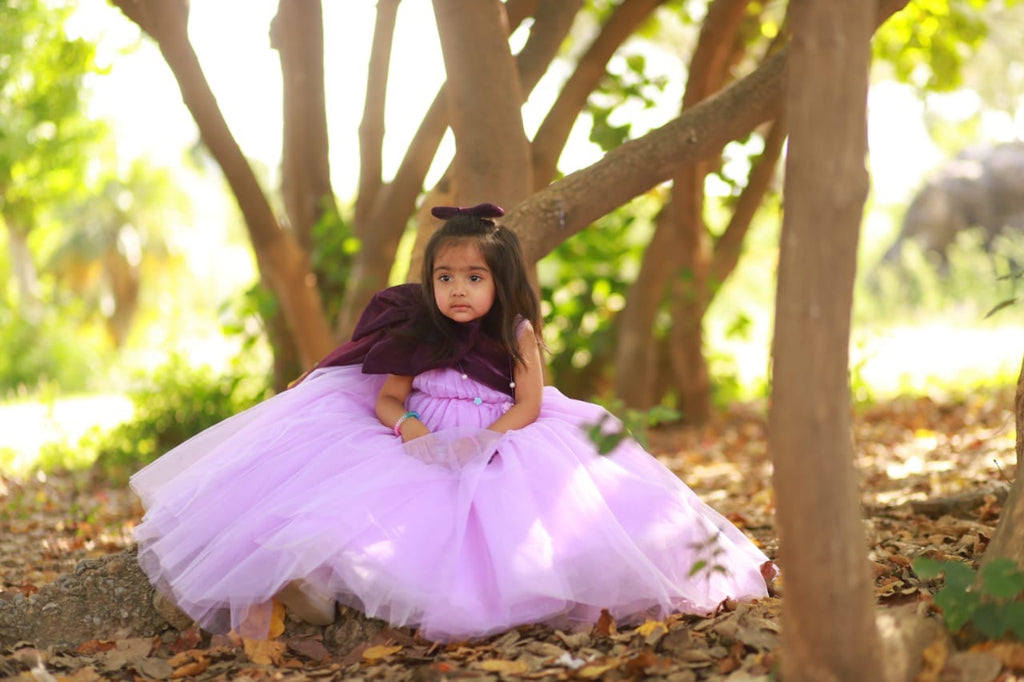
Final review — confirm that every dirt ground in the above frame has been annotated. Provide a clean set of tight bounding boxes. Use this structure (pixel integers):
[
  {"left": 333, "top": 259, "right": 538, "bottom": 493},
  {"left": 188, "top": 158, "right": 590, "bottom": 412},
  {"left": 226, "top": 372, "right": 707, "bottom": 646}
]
[{"left": 1, "top": 386, "right": 1022, "bottom": 680}]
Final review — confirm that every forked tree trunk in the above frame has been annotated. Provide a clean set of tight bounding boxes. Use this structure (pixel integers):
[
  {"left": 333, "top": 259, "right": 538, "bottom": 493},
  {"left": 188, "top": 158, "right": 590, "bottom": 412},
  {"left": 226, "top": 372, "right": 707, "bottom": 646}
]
[
  {"left": 110, "top": 0, "right": 335, "bottom": 369},
  {"left": 768, "top": 1, "right": 884, "bottom": 680}
]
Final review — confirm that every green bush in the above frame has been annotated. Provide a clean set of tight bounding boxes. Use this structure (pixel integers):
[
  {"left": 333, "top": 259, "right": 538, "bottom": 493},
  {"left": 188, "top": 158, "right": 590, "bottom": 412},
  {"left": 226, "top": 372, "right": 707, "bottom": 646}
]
[
  {"left": 86, "top": 353, "right": 270, "bottom": 481},
  {"left": 539, "top": 200, "right": 655, "bottom": 398},
  {"left": 0, "top": 304, "right": 104, "bottom": 396}
]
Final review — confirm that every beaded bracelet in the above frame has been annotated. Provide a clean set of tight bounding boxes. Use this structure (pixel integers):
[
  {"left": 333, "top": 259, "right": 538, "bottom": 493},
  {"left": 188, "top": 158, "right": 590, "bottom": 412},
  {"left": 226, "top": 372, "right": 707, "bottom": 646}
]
[{"left": 393, "top": 410, "right": 421, "bottom": 436}]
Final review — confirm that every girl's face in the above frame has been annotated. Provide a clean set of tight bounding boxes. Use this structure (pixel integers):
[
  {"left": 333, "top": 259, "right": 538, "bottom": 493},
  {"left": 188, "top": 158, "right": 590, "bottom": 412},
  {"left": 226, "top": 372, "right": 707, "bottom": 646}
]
[{"left": 431, "top": 241, "right": 496, "bottom": 323}]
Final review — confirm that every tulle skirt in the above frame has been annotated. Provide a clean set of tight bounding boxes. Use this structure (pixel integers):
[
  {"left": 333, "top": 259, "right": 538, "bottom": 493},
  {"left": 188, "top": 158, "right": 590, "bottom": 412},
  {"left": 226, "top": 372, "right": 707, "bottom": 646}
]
[{"left": 131, "top": 365, "right": 770, "bottom": 641}]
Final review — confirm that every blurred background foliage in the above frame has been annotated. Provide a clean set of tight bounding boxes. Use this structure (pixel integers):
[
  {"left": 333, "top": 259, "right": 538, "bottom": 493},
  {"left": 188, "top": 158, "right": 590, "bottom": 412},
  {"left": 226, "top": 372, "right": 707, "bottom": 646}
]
[{"left": 3, "top": 0, "right": 1024, "bottom": 479}]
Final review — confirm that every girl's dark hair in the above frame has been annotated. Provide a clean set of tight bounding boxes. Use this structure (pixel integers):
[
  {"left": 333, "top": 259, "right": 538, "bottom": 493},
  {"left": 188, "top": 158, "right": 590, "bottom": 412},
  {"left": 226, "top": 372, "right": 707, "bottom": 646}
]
[{"left": 419, "top": 211, "right": 541, "bottom": 366}]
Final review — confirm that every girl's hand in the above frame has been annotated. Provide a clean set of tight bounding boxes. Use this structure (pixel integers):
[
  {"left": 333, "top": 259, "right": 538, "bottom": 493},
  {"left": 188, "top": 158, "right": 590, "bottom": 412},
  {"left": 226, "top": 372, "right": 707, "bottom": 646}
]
[
  {"left": 399, "top": 418, "right": 430, "bottom": 442},
  {"left": 376, "top": 374, "right": 429, "bottom": 439}
]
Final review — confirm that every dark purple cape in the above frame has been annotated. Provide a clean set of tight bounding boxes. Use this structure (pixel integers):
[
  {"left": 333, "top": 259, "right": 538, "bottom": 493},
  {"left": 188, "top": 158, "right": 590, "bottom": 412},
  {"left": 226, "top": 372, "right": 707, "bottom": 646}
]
[{"left": 301, "top": 283, "right": 515, "bottom": 397}]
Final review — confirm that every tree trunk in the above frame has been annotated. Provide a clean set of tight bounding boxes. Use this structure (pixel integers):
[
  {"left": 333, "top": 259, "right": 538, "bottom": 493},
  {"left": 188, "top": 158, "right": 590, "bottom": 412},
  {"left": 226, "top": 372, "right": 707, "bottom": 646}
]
[
  {"left": 272, "top": 0, "right": 334, "bottom": 252},
  {"left": 110, "top": 0, "right": 335, "bottom": 368},
  {"left": 661, "top": 0, "right": 750, "bottom": 424},
  {"left": 982, "top": 354, "right": 1024, "bottom": 567},
  {"left": 508, "top": 0, "right": 910, "bottom": 265},
  {"left": 433, "top": 0, "right": 532, "bottom": 206},
  {"left": 614, "top": 205, "right": 674, "bottom": 408},
  {"left": 769, "top": 1, "right": 883, "bottom": 681}
]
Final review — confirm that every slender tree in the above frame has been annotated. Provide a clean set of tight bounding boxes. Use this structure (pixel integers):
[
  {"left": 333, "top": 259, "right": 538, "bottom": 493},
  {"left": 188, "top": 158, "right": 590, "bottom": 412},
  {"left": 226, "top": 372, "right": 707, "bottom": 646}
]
[{"left": 768, "top": 0, "right": 883, "bottom": 679}]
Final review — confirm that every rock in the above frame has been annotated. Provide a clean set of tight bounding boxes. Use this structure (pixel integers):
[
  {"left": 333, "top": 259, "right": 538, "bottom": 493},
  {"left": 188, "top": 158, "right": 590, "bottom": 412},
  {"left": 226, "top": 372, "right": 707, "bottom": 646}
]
[
  {"left": 0, "top": 547, "right": 171, "bottom": 649},
  {"left": 152, "top": 591, "right": 193, "bottom": 631},
  {"left": 940, "top": 650, "right": 1002, "bottom": 682},
  {"left": 876, "top": 602, "right": 949, "bottom": 682},
  {"left": 323, "top": 605, "right": 388, "bottom": 657}
]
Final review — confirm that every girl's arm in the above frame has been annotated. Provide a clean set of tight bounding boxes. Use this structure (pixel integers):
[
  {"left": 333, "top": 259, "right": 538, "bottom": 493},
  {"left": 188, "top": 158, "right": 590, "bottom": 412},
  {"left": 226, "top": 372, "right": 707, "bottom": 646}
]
[
  {"left": 376, "top": 374, "right": 430, "bottom": 442},
  {"left": 487, "top": 322, "right": 543, "bottom": 433}
]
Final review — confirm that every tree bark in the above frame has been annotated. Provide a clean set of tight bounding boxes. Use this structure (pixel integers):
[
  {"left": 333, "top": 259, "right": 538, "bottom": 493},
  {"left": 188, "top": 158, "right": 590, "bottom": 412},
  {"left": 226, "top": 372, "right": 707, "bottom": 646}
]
[
  {"left": 272, "top": 0, "right": 335, "bottom": 251},
  {"left": 614, "top": 204, "right": 674, "bottom": 408},
  {"left": 354, "top": 0, "right": 399, "bottom": 233},
  {"left": 269, "top": 0, "right": 334, "bottom": 386},
  {"left": 613, "top": 0, "right": 748, "bottom": 412},
  {"left": 663, "top": 0, "right": 753, "bottom": 424},
  {"left": 768, "top": 1, "right": 884, "bottom": 680},
  {"left": 432, "top": 0, "right": 531, "bottom": 206},
  {"left": 110, "top": 0, "right": 335, "bottom": 368},
  {"left": 982, "top": 354, "right": 1024, "bottom": 567}
]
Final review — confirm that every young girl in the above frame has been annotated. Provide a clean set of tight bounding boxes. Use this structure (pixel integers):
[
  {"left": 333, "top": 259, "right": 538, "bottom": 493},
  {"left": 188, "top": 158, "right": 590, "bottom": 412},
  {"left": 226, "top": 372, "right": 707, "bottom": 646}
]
[{"left": 131, "top": 203, "right": 773, "bottom": 643}]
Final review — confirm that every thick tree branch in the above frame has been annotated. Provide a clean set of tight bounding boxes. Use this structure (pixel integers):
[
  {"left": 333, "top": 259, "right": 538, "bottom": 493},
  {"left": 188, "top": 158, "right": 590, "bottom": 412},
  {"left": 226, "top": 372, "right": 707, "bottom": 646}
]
[
  {"left": 511, "top": 47, "right": 786, "bottom": 263},
  {"left": 510, "top": 0, "right": 911, "bottom": 264}
]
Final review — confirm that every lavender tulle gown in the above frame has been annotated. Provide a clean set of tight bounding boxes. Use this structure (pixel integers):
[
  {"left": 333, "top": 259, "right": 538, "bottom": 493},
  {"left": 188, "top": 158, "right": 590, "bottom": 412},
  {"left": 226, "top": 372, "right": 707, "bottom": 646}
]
[{"left": 131, "top": 364, "right": 771, "bottom": 641}]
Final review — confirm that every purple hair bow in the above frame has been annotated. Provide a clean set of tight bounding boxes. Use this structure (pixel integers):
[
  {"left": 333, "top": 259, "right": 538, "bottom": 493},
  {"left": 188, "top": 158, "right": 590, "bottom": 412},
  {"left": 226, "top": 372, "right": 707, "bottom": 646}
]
[{"left": 430, "top": 203, "right": 505, "bottom": 220}]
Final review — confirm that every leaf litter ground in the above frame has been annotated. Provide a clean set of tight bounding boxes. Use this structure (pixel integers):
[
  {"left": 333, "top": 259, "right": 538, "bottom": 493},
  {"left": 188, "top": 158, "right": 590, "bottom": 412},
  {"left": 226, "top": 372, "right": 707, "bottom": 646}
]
[{"left": 1, "top": 384, "right": 1021, "bottom": 681}]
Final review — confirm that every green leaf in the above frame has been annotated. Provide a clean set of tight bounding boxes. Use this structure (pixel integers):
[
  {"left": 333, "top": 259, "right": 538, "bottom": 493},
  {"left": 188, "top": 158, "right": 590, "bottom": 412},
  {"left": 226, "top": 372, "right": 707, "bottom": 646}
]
[
  {"left": 980, "top": 559, "right": 1024, "bottom": 599},
  {"left": 688, "top": 560, "right": 708, "bottom": 577},
  {"left": 985, "top": 297, "right": 1018, "bottom": 319},
  {"left": 1005, "top": 601, "right": 1024, "bottom": 641},
  {"left": 914, "top": 557, "right": 975, "bottom": 591},
  {"left": 933, "top": 587, "right": 981, "bottom": 632},
  {"left": 972, "top": 602, "right": 1008, "bottom": 639}
]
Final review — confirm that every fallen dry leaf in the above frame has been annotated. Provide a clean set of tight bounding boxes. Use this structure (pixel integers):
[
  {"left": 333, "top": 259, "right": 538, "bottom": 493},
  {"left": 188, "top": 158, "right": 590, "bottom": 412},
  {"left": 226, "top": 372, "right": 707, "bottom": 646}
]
[
  {"left": 595, "top": 608, "right": 617, "bottom": 637},
  {"left": 243, "top": 637, "right": 287, "bottom": 666},
  {"left": 361, "top": 644, "right": 403, "bottom": 662},
  {"left": 477, "top": 658, "right": 529, "bottom": 674},
  {"left": 577, "top": 657, "right": 622, "bottom": 678},
  {"left": 917, "top": 639, "right": 949, "bottom": 682},
  {"left": 635, "top": 619, "right": 668, "bottom": 639},
  {"left": 268, "top": 597, "right": 286, "bottom": 639},
  {"left": 169, "top": 655, "right": 209, "bottom": 678}
]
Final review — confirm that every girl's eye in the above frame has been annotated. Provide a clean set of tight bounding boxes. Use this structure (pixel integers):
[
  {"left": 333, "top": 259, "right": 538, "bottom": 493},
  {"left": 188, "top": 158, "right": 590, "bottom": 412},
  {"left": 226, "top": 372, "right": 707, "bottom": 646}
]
[
  {"left": 438, "top": 274, "right": 452, "bottom": 282},
  {"left": 470, "top": 274, "right": 483, "bottom": 282}
]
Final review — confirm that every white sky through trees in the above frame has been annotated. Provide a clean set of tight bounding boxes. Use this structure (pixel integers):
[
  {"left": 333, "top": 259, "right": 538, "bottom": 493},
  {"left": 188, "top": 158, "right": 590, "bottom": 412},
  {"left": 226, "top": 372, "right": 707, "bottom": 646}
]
[{"left": 67, "top": 1, "right": 975, "bottom": 208}]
